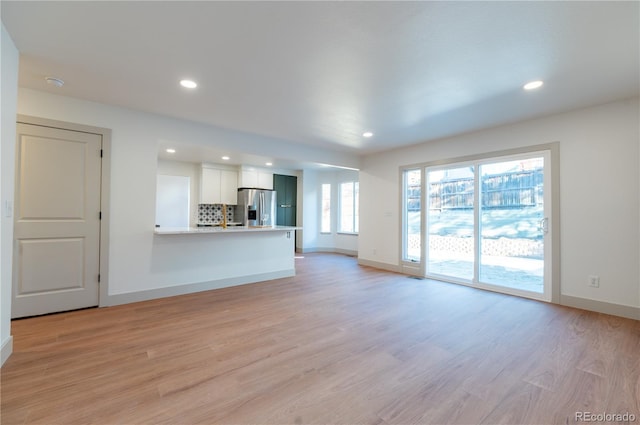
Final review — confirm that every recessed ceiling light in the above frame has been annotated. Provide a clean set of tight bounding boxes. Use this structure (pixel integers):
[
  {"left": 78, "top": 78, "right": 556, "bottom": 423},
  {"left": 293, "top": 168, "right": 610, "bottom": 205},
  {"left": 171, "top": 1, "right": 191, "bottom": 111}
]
[
  {"left": 523, "top": 80, "right": 544, "bottom": 90},
  {"left": 180, "top": 79, "right": 198, "bottom": 89},
  {"left": 45, "top": 76, "right": 64, "bottom": 87},
  {"left": 266, "top": 162, "right": 273, "bottom": 166},
  {"left": 362, "top": 131, "right": 374, "bottom": 138},
  {"left": 221, "top": 156, "right": 230, "bottom": 161},
  {"left": 166, "top": 148, "right": 176, "bottom": 153}
]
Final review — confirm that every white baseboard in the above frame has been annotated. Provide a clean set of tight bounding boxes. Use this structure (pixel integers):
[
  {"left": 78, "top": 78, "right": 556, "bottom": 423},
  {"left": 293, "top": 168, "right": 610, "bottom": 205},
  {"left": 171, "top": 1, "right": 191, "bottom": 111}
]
[
  {"left": 561, "top": 295, "right": 640, "bottom": 320},
  {"left": 357, "top": 258, "right": 402, "bottom": 273},
  {"left": 357, "top": 260, "right": 639, "bottom": 321},
  {"left": 301, "top": 247, "right": 358, "bottom": 257},
  {"left": 104, "top": 269, "right": 295, "bottom": 307},
  {"left": 300, "top": 247, "right": 319, "bottom": 254},
  {"left": 334, "top": 248, "right": 358, "bottom": 257},
  {"left": 1, "top": 336, "right": 13, "bottom": 367}
]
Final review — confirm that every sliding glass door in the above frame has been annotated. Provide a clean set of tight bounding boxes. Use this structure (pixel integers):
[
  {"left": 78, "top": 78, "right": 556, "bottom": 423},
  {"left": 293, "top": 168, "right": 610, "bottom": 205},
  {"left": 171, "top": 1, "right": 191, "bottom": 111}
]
[
  {"left": 426, "top": 165, "right": 475, "bottom": 281},
  {"left": 421, "top": 151, "right": 551, "bottom": 301},
  {"left": 478, "top": 157, "right": 546, "bottom": 294}
]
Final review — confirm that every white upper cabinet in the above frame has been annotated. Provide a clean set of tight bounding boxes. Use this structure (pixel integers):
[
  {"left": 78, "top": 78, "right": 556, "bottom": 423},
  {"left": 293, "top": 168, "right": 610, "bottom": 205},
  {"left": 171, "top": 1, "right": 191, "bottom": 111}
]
[
  {"left": 200, "top": 168, "right": 220, "bottom": 204},
  {"left": 240, "top": 170, "right": 258, "bottom": 188},
  {"left": 220, "top": 170, "right": 238, "bottom": 204},
  {"left": 239, "top": 168, "right": 273, "bottom": 190},
  {"left": 257, "top": 171, "right": 273, "bottom": 190},
  {"left": 201, "top": 165, "right": 238, "bottom": 205}
]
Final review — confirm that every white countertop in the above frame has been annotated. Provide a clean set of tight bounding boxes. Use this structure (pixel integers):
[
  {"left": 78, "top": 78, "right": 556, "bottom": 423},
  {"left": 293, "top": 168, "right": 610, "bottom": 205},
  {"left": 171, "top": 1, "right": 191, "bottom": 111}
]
[{"left": 154, "top": 225, "right": 300, "bottom": 235}]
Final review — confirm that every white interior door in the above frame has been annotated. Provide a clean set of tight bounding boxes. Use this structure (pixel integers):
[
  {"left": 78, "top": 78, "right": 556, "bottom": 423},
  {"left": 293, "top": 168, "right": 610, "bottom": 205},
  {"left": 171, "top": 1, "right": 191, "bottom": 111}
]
[{"left": 12, "top": 123, "right": 102, "bottom": 318}]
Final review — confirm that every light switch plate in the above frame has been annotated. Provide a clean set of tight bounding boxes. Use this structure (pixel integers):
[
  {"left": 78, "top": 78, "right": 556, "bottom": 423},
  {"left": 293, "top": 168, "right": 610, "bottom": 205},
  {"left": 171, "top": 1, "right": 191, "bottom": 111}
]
[{"left": 4, "top": 200, "right": 12, "bottom": 218}]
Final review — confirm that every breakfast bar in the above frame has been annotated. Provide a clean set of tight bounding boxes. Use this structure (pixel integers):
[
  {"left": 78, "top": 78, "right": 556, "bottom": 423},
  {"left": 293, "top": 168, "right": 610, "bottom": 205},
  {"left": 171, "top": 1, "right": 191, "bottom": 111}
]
[
  {"left": 106, "top": 225, "right": 301, "bottom": 306},
  {"left": 154, "top": 225, "right": 299, "bottom": 235}
]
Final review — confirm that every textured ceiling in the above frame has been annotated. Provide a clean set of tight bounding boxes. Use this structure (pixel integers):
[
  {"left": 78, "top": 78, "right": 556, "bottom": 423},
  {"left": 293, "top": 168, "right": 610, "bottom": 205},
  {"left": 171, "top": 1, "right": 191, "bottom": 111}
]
[{"left": 2, "top": 1, "right": 639, "bottom": 158}]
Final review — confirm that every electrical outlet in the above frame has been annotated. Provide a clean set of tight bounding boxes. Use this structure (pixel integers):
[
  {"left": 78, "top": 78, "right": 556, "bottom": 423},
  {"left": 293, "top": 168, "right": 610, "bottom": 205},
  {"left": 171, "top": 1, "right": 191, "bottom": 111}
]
[{"left": 588, "top": 275, "right": 600, "bottom": 288}]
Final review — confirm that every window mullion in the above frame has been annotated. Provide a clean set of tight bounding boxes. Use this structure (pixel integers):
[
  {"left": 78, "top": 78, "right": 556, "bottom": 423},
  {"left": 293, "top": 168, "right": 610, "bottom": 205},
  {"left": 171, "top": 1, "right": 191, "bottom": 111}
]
[
  {"left": 420, "top": 168, "right": 427, "bottom": 274},
  {"left": 473, "top": 164, "right": 480, "bottom": 284},
  {"left": 352, "top": 182, "right": 356, "bottom": 232}
]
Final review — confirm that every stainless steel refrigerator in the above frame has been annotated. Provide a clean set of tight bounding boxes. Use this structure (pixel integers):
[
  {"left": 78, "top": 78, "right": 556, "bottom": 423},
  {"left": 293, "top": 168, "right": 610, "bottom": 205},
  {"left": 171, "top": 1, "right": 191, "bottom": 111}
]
[{"left": 237, "top": 188, "right": 276, "bottom": 227}]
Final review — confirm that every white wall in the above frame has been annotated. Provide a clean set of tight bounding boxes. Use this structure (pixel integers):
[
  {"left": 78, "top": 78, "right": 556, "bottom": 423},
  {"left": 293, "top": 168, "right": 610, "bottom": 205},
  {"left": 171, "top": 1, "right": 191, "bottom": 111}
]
[
  {"left": 1, "top": 24, "right": 19, "bottom": 365},
  {"left": 360, "top": 97, "right": 640, "bottom": 311},
  {"left": 301, "top": 169, "right": 319, "bottom": 251},
  {"left": 157, "top": 159, "right": 200, "bottom": 227},
  {"left": 300, "top": 168, "right": 359, "bottom": 255},
  {"left": 16, "top": 88, "right": 359, "bottom": 297}
]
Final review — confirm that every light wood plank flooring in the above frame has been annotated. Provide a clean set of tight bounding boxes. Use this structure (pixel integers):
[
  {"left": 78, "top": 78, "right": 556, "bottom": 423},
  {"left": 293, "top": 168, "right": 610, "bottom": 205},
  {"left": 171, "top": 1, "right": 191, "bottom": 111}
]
[{"left": 1, "top": 253, "right": 639, "bottom": 425}]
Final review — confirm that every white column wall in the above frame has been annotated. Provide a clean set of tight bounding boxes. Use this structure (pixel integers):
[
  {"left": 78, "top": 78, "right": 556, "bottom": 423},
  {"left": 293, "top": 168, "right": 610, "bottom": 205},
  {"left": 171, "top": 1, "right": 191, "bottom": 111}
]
[
  {"left": 1, "top": 24, "right": 19, "bottom": 365},
  {"left": 301, "top": 169, "right": 318, "bottom": 251}
]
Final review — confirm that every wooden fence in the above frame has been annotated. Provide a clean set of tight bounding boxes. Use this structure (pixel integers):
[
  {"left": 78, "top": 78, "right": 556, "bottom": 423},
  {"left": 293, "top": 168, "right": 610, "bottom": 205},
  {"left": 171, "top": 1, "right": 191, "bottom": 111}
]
[{"left": 407, "top": 169, "right": 543, "bottom": 211}]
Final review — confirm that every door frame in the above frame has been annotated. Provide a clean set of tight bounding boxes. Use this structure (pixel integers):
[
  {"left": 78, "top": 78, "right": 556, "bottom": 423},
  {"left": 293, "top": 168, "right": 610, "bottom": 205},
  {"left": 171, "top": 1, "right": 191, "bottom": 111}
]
[
  {"left": 16, "top": 115, "right": 111, "bottom": 307},
  {"left": 400, "top": 142, "right": 560, "bottom": 304}
]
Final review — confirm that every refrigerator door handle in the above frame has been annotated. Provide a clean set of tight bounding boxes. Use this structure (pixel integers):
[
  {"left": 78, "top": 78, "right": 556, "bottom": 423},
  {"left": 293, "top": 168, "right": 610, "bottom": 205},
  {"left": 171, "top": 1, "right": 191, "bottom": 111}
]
[{"left": 260, "top": 192, "right": 264, "bottom": 225}]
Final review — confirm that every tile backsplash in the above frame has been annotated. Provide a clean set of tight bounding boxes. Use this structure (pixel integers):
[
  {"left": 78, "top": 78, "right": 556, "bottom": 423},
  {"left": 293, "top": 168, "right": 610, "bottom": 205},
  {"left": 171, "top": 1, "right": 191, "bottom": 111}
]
[{"left": 198, "top": 204, "right": 235, "bottom": 225}]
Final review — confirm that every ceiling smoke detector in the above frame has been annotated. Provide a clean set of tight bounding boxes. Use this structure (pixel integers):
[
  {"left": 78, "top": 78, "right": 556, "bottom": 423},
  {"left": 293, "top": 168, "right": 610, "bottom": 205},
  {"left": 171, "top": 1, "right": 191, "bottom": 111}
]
[{"left": 45, "top": 77, "right": 64, "bottom": 87}]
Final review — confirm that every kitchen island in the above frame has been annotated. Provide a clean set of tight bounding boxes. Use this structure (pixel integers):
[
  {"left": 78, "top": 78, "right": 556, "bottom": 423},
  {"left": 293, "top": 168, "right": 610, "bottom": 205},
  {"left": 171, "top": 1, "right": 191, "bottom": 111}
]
[
  {"left": 154, "top": 225, "right": 299, "bottom": 235},
  {"left": 105, "top": 225, "right": 300, "bottom": 306}
]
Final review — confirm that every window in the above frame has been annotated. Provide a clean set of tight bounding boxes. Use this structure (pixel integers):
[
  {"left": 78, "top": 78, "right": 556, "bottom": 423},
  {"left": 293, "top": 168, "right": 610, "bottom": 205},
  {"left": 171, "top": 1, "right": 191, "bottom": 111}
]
[
  {"left": 321, "top": 183, "right": 331, "bottom": 233},
  {"left": 402, "top": 169, "right": 421, "bottom": 262},
  {"left": 401, "top": 145, "right": 555, "bottom": 303},
  {"left": 339, "top": 181, "right": 359, "bottom": 233}
]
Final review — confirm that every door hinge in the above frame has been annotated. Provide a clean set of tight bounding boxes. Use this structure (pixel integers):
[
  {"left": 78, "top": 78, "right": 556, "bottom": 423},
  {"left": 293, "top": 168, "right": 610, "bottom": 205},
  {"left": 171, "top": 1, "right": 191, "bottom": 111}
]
[
  {"left": 98, "top": 273, "right": 101, "bottom": 283},
  {"left": 99, "top": 211, "right": 102, "bottom": 220},
  {"left": 100, "top": 149, "right": 103, "bottom": 158}
]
